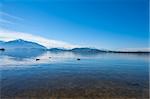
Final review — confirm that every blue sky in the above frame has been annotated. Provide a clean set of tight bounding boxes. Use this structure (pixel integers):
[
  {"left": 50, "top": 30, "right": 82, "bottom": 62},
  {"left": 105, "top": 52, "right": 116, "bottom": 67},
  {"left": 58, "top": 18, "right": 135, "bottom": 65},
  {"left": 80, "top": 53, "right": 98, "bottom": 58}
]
[{"left": 0, "top": 0, "right": 149, "bottom": 50}]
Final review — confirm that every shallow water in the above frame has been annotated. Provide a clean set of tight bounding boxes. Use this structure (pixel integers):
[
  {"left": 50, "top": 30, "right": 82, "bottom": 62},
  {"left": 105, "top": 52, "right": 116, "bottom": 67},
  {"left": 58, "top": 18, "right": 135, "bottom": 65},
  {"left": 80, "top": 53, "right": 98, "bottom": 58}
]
[{"left": 0, "top": 50, "right": 149, "bottom": 99}]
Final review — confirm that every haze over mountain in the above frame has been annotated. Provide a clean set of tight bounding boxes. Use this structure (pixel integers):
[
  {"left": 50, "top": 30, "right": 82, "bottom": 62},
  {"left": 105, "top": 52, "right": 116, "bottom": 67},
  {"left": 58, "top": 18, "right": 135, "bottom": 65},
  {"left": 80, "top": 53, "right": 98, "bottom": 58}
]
[
  {"left": 0, "top": 39, "right": 104, "bottom": 52},
  {"left": 0, "top": 30, "right": 79, "bottom": 49},
  {"left": 0, "top": 39, "right": 149, "bottom": 53}
]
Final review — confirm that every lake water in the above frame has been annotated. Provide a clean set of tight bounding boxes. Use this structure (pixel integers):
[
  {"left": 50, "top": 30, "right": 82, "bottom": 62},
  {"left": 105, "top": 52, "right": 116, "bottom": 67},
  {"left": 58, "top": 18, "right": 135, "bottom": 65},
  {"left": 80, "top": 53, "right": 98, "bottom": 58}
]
[{"left": 0, "top": 50, "right": 149, "bottom": 99}]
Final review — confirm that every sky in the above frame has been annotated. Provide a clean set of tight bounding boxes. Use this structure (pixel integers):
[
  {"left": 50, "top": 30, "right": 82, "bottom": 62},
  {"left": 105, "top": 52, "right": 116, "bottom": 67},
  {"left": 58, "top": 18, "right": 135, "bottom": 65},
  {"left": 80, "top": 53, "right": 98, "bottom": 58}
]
[{"left": 0, "top": 0, "right": 149, "bottom": 50}]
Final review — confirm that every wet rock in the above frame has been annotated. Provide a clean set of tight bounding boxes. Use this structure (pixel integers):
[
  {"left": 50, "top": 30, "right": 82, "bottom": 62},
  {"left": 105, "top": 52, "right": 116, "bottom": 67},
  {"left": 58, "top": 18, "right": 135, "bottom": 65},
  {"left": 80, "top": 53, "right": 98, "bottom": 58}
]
[
  {"left": 77, "top": 58, "right": 81, "bottom": 60},
  {"left": 36, "top": 59, "right": 40, "bottom": 61},
  {"left": 0, "top": 48, "right": 5, "bottom": 51}
]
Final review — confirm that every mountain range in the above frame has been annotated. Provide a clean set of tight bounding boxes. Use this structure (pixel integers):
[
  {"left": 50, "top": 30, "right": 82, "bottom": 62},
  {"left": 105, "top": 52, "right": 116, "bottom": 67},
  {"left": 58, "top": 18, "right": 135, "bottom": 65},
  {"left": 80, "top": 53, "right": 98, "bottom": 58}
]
[
  {"left": 0, "top": 39, "right": 46, "bottom": 50},
  {"left": 0, "top": 39, "right": 149, "bottom": 53}
]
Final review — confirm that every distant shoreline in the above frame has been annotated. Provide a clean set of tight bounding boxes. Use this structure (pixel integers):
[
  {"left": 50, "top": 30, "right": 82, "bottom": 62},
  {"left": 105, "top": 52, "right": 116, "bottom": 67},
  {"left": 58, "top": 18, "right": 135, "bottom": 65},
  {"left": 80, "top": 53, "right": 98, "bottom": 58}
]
[{"left": 0, "top": 48, "right": 150, "bottom": 54}]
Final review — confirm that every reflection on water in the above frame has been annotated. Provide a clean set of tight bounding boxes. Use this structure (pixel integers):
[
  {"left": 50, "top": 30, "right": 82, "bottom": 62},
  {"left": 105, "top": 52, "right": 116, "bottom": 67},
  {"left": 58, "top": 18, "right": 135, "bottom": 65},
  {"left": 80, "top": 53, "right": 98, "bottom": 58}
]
[
  {"left": 0, "top": 50, "right": 149, "bottom": 99},
  {"left": 0, "top": 50, "right": 148, "bottom": 66},
  {"left": 0, "top": 49, "right": 45, "bottom": 58}
]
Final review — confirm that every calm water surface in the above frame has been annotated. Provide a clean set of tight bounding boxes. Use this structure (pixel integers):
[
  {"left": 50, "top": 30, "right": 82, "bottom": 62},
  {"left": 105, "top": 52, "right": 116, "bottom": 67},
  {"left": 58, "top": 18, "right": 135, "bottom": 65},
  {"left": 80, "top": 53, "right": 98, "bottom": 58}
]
[{"left": 0, "top": 50, "right": 149, "bottom": 99}]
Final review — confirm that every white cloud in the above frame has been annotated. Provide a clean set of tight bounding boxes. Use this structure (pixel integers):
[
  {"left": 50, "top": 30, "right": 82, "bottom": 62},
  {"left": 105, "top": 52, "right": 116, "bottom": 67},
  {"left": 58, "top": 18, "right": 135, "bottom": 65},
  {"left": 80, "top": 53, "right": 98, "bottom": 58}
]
[
  {"left": 0, "top": 11, "right": 23, "bottom": 26},
  {"left": 0, "top": 19, "right": 15, "bottom": 24},
  {"left": 0, "top": 12, "right": 23, "bottom": 21},
  {"left": 0, "top": 29, "right": 79, "bottom": 49}
]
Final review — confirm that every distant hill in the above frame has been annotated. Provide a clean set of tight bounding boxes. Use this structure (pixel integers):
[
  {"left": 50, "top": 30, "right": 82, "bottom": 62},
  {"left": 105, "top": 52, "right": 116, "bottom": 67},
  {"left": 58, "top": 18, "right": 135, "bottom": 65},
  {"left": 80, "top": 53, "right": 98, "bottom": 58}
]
[
  {"left": 0, "top": 39, "right": 149, "bottom": 54},
  {"left": 70, "top": 48, "right": 107, "bottom": 53},
  {"left": 47, "top": 47, "right": 107, "bottom": 53},
  {"left": 0, "top": 39, "right": 46, "bottom": 50},
  {"left": 47, "top": 47, "right": 149, "bottom": 54},
  {"left": 48, "top": 48, "right": 68, "bottom": 52}
]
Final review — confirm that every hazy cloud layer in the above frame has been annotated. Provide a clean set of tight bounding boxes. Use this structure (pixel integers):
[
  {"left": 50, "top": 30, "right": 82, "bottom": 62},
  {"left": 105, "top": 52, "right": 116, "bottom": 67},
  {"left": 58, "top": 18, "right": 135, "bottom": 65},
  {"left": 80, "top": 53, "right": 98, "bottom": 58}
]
[{"left": 0, "top": 29, "right": 79, "bottom": 49}]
